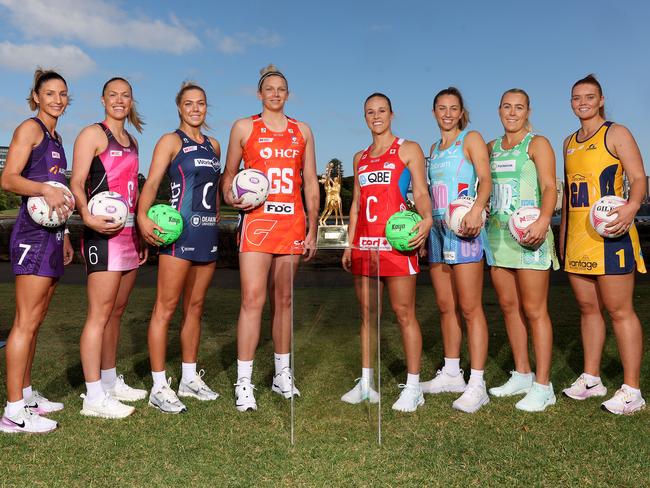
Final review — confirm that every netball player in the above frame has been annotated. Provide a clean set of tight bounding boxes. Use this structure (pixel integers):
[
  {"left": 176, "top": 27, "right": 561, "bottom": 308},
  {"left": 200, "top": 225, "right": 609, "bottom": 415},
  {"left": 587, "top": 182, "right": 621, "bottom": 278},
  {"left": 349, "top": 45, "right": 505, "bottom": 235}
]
[
  {"left": 0, "top": 69, "right": 73, "bottom": 433},
  {"left": 561, "top": 75, "right": 646, "bottom": 414},
  {"left": 70, "top": 77, "right": 147, "bottom": 419},
  {"left": 486, "top": 89, "right": 558, "bottom": 412},
  {"left": 341, "top": 93, "right": 432, "bottom": 412},
  {"left": 138, "top": 82, "right": 221, "bottom": 413},
  {"left": 221, "top": 65, "right": 319, "bottom": 412},
  {"left": 420, "top": 87, "right": 493, "bottom": 413}
]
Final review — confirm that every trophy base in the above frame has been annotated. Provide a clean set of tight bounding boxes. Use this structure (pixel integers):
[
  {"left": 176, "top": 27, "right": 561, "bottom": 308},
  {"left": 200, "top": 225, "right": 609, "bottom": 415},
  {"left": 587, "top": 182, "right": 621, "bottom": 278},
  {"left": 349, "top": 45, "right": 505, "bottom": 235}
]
[{"left": 317, "top": 225, "right": 349, "bottom": 249}]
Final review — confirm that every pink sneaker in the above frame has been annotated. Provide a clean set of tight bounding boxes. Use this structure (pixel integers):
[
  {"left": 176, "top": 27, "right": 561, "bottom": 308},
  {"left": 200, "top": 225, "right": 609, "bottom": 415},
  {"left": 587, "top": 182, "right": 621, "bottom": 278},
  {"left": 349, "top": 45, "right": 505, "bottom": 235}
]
[{"left": 562, "top": 374, "right": 607, "bottom": 400}]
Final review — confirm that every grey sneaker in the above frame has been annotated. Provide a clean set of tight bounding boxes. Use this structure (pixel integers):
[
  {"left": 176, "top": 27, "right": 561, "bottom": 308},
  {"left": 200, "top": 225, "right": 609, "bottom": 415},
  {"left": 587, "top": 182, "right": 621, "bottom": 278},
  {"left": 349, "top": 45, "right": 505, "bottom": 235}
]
[
  {"left": 178, "top": 370, "right": 219, "bottom": 401},
  {"left": 148, "top": 378, "right": 187, "bottom": 414}
]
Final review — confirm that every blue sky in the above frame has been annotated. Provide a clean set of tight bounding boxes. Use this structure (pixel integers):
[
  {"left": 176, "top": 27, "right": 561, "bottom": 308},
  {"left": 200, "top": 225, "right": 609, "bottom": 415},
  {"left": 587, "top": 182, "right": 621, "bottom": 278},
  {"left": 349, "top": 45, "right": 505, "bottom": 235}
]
[{"left": 1, "top": 0, "right": 649, "bottom": 178}]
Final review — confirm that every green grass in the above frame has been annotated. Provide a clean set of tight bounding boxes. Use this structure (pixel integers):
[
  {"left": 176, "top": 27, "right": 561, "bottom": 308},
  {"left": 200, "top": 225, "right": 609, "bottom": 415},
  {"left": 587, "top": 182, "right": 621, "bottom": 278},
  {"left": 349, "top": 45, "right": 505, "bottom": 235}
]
[
  {"left": 0, "top": 282, "right": 649, "bottom": 487},
  {"left": 0, "top": 208, "right": 19, "bottom": 217}
]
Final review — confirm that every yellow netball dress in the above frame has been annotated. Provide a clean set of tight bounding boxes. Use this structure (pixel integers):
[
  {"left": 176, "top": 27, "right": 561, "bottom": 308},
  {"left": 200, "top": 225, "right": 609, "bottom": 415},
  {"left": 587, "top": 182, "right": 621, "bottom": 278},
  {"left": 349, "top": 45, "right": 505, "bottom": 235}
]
[{"left": 564, "top": 121, "right": 645, "bottom": 275}]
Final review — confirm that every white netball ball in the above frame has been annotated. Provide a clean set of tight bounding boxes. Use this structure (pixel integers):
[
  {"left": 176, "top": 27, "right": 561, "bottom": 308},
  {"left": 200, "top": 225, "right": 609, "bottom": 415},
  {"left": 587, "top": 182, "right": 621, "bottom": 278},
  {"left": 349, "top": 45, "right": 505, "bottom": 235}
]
[
  {"left": 232, "top": 169, "right": 270, "bottom": 208},
  {"left": 589, "top": 195, "right": 627, "bottom": 238},
  {"left": 88, "top": 191, "right": 128, "bottom": 227},
  {"left": 508, "top": 206, "right": 541, "bottom": 246},
  {"left": 444, "top": 196, "right": 486, "bottom": 237},
  {"left": 27, "top": 180, "right": 75, "bottom": 228}
]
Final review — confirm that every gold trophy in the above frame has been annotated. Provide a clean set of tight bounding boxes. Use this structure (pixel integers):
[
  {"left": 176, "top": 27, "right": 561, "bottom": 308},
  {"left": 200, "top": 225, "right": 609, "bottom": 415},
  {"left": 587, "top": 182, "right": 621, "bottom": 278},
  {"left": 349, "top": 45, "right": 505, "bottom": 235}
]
[{"left": 317, "top": 159, "right": 349, "bottom": 248}]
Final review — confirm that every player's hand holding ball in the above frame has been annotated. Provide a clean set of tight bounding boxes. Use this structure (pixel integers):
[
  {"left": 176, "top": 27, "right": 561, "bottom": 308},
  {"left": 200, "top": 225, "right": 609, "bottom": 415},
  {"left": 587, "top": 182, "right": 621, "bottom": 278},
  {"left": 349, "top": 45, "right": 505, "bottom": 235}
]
[
  {"left": 137, "top": 211, "right": 165, "bottom": 246},
  {"left": 85, "top": 191, "right": 128, "bottom": 235},
  {"left": 226, "top": 169, "right": 269, "bottom": 211}
]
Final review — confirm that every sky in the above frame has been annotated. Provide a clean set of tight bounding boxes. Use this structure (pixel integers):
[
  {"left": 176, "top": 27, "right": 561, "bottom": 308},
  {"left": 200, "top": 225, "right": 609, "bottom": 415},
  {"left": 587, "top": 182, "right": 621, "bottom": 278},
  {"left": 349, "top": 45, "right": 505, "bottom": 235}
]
[{"left": 1, "top": 0, "right": 649, "bottom": 178}]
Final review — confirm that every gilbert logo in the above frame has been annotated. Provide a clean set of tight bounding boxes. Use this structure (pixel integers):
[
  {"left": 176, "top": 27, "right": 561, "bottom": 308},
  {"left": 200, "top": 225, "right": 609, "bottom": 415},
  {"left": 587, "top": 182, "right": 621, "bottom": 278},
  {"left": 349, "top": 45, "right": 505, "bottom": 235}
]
[{"left": 110, "top": 150, "right": 123, "bottom": 157}]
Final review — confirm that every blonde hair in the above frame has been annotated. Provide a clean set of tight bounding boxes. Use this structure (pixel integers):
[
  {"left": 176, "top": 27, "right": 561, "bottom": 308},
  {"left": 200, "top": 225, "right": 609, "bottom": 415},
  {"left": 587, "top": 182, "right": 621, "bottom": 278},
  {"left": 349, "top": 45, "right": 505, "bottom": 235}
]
[
  {"left": 102, "top": 77, "right": 145, "bottom": 133},
  {"left": 27, "top": 68, "right": 68, "bottom": 111},
  {"left": 500, "top": 88, "right": 533, "bottom": 132},
  {"left": 257, "top": 64, "right": 288, "bottom": 92},
  {"left": 175, "top": 80, "right": 210, "bottom": 130}
]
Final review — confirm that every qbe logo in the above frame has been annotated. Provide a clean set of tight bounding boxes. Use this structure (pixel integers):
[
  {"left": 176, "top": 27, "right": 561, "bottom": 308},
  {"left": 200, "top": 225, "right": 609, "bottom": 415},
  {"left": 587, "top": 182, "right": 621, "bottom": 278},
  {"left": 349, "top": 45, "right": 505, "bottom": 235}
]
[
  {"left": 359, "top": 170, "right": 391, "bottom": 187},
  {"left": 264, "top": 202, "right": 294, "bottom": 214}
]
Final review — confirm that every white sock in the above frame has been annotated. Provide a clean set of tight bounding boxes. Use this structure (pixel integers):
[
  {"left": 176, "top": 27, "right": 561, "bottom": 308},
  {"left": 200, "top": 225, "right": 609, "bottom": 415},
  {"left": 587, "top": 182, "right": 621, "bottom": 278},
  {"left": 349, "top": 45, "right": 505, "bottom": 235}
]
[
  {"left": 361, "top": 367, "right": 373, "bottom": 385},
  {"left": 517, "top": 371, "right": 534, "bottom": 378},
  {"left": 443, "top": 357, "right": 461, "bottom": 376},
  {"left": 469, "top": 369, "right": 484, "bottom": 386},
  {"left": 274, "top": 353, "right": 290, "bottom": 375},
  {"left": 237, "top": 359, "right": 253, "bottom": 382},
  {"left": 22, "top": 385, "right": 33, "bottom": 400},
  {"left": 622, "top": 384, "right": 641, "bottom": 396},
  {"left": 583, "top": 373, "right": 601, "bottom": 384},
  {"left": 534, "top": 381, "right": 551, "bottom": 390},
  {"left": 85, "top": 380, "right": 104, "bottom": 402},
  {"left": 5, "top": 399, "right": 26, "bottom": 418},
  {"left": 181, "top": 362, "right": 197, "bottom": 383},
  {"left": 100, "top": 368, "right": 117, "bottom": 389},
  {"left": 151, "top": 370, "right": 167, "bottom": 390},
  {"left": 407, "top": 373, "right": 420, "bottom": 386}
]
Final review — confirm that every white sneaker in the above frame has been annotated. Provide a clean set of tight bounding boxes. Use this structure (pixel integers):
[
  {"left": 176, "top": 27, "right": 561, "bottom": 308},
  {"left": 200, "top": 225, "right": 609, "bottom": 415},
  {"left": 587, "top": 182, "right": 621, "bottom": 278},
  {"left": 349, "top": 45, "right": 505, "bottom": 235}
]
[
  {"left": 25, "top": 390, "right": 64, "bottom": 415},
  {"left": 107, "top": 375, "right": 147, "bottom": 402},
  {"left": 0, "top": 407, "right": 57, "bottom": 434},
  {"left": 420, "top": 369, "right": 466, "bottom": 394},
  {"left": 341, "top": 378, "right": 379, "bottom": 404},
  {"left": 148, "top": 379, "right": 187, "bottom": 414},
  {"left": 271, "top": 367, "right": 301, "bottom": 399},
  {"left": 234, "top": 378, "right": 257, "bottom": 412},
  {"left": 515, "top": 382, "right": 556, "bottom": 412},
  {"left": 391, "top": 384, "right": 424, "bottom": 413},
  {"left": 601, "top": 386, "right": 646, "bottom": 415},
  {"left": 80, "top": 393, "right": 135, "bottom": 419},
  {"left": 178, "top": 370, "right": 219, "bottom": 401},
  {"left": 489, "top": 371, "right": 534, "bottom": 397},
  {"left": 452, "top": 382, "right": 489, "bottom": 413},
  {"left": 563, "top": 374, "right": 607, "bottom": 400}
]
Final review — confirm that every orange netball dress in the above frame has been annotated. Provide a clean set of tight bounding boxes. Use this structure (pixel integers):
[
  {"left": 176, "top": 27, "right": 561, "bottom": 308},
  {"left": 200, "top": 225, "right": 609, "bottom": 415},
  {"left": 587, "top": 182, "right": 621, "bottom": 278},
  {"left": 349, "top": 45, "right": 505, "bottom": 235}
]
[{"left": 239, "top": 114, "right": 306, "bottom": 254}]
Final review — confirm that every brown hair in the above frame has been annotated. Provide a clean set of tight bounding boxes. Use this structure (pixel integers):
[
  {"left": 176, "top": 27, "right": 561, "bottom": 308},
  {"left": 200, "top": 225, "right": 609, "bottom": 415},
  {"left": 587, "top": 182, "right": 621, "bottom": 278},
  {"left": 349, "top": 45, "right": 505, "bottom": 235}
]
[
  {"left": 433, "top": 87, "right": 469, "bottom": 130},
  {"left": 175, "top": 81, "right": 210, "bottom": 130},
  {"left": 27, "top": 68, "right": 68, "bottom": 111},
  {"left": 572, "top": 74, "right": 605, "bottom": 118},
  {"left": 102, "top": 77, "right": 145, "bottom": 133},
  {"left": 258, "top": 64, "right": 288, "bottom": 92},
  {"left": 500, "top": 88, "right": 532, "bottom": 132},
  {"left": 364, "top": 92, "right": 393, "bottom": 113}
]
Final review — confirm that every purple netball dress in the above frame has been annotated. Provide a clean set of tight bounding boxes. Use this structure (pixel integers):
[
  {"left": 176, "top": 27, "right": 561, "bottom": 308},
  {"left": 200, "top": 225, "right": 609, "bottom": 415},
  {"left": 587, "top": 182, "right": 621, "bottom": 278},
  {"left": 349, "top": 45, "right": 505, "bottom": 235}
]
[{"left": 9, "top": 117, "right": 68, "bottom": 278}]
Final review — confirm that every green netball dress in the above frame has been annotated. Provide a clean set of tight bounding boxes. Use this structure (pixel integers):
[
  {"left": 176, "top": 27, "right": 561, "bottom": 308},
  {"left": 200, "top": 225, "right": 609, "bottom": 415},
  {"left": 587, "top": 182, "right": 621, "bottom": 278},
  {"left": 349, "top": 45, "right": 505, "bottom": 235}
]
[{"left": 487, "top": 133, "right": 559, "bottom": 270}]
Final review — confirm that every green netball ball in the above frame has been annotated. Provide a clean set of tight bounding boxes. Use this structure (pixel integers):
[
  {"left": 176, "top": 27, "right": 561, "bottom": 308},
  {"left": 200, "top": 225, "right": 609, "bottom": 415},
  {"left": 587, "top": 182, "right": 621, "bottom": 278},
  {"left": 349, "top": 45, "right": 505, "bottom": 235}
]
[
  {"left": 385, "top": 210, "right": 422, "bottom": 252},
  {"left": 147, "top": 204, "right": 184, "bottom": 246}
]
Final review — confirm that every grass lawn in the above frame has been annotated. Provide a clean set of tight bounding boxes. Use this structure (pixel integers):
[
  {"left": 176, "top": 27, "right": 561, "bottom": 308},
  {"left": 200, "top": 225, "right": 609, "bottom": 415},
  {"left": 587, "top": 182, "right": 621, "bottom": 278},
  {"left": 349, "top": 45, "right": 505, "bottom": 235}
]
[
  {"left": 0, "top": 208, "right": 19, "bottom": 217},
  {"left": 0, "top": 281, "right": 649, "bottom": 487}
]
